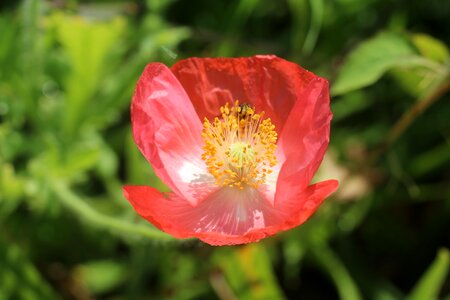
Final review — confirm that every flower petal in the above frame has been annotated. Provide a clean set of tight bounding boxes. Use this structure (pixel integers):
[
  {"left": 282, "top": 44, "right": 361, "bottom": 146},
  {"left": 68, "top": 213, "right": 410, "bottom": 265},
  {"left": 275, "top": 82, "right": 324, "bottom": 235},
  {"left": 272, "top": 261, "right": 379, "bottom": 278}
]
[
  {"left": 131, "top": 63, "right": 216, "bottom": 206},
  {"left": 277, "top": 179, "right": 339, "bottom": 227},
  {"left": 171, "top": 55, "right": 317, "bottom": 132},
  {"left": 275, "top": 77, "right": 332, "bottom": 205},
  {"left": 123, "top": 185, "right": 284, "bottom": 245},
  {"left": 123, "top": 180, "right": 337, "bottom": 246}
]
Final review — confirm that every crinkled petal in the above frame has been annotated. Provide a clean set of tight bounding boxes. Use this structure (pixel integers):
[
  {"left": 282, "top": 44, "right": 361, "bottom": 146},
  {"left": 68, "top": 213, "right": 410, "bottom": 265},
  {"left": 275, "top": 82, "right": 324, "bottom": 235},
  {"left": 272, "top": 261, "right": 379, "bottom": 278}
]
[
  {"left": 277, "top": 179, "right": 338, "bottom": 227},
  {"left": 171, "top": 55, "right": 317, "bottom": 132},
  {"left": 123, "top": 180, "right": 337, "bottom": 246},
  {"left": 275, "top": 77, "right": 332, "bottom": 205},
  {"left": 131, "top": 63, "right": 216, "bottom": 206}
]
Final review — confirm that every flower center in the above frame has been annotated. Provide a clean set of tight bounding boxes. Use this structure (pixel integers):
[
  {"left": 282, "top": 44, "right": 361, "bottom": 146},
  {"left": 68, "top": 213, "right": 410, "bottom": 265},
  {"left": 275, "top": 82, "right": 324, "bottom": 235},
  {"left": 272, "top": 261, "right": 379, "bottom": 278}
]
[
  {"left": 201, "top": 101, "right": 278, "bottom": 189},
  {"left": 228, "top": 142, "right": 255, "bottom": 167}
]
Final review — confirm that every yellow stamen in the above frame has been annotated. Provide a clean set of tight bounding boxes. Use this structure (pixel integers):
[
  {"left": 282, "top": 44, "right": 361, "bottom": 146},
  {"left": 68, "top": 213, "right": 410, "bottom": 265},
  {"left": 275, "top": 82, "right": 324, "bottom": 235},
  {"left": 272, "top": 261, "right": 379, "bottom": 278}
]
[{"left": 201, "top": 101, "right": 278, "bottom": 189}]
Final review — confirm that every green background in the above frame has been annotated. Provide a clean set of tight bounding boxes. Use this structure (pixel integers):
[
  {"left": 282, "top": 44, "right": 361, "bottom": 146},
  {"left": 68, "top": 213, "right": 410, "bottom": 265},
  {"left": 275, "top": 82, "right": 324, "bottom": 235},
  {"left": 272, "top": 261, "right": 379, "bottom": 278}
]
[{"left": 1, "top": 0, "right": 449, "bottom": 299}]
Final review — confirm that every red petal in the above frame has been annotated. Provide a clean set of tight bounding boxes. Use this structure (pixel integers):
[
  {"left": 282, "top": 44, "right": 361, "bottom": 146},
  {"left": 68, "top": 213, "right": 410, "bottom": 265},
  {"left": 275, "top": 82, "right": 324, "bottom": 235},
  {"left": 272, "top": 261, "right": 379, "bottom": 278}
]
[
  {"left": 171, "top": 55, "right": 317, "bottom": 132},
  {"left": 277, "top": 179, "right": 338, "bottom": 227},
  {"left": 131, "top": 63, "right": 215, "bottom": 206},
  {"left": 275, "top": 77, "right": 332, "bottom": 205},
  {"left": 123, "top": 180, "right": 337, "bottom": 246},
  {"left": 123, "top": 185, "right": 283, "bottom": 244}
]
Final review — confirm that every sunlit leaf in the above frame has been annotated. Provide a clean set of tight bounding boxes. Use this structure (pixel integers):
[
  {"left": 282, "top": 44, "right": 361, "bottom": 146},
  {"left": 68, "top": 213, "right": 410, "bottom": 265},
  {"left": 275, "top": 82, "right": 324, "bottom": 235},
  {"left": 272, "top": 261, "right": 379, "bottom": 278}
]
[
  {"left": 390, "top": 33, "right": 450, "bottom": 97},
  {"left": 411, "top": 33, "right": 450, "bottom": 63},
  {"left": 332, "top": 32, "right": 419, "bottom": 95},
  {"left": 47, "top": 12, "right": 126, "bottom": 135}
]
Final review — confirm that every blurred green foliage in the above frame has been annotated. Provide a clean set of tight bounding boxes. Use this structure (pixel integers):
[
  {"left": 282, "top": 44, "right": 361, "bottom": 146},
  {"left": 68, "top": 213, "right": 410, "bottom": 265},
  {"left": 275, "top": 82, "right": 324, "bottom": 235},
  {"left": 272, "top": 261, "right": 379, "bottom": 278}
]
[{"left": 1, "top": 0, "right": 449, "bottom": 299}]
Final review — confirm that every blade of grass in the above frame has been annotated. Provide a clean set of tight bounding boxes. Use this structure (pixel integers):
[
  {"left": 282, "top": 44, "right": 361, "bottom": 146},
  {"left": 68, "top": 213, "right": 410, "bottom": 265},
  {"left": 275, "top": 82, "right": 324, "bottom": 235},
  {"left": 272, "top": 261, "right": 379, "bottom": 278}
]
[
  {"left": 303, "top": 0, "right": 324, "bottom": 55},
  {"left": 408, "top": 248, "right": 450, "bottom": 300},
  {"left": 312, "top": 242, "right": 363, "bottom": 300}
]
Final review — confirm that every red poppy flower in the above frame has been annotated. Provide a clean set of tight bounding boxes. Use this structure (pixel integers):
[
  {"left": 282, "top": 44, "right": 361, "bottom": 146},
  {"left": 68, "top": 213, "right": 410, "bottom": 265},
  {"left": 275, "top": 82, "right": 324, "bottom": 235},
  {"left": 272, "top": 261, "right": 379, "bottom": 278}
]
[{"left": 123, "top": 55, "right": 338, "bottom": 245}]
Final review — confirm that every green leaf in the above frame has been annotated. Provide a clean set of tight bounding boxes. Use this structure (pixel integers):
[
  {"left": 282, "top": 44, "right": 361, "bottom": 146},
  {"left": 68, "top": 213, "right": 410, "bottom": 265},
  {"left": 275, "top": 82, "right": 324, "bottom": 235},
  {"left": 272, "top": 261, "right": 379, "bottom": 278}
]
[
  {"left": 213, "top": 244, "right": 286, "bottom": 300},
  {"left": 332, "top": 32, "right": 418, "bottom": 95},
  {"left": 411, "top": 33, "right": 450, "bottom": 63},
  {"left": 0, "top": 163, "right": 25, "bottom": 218},
  {"left": 331, "top": 90, "right": 374, "bottom": 121},
  {"left": 408, "top": 248, "right": 450, "bottom": 300},
  {"left": 0, "top": 239, "right": 59, "bottom": 300},
  {"left": 409, "top": 143, "right": 450, "bottom": 176},
  {"left": 389, "top": 33, "right": 450, "bottom": 97},
  {"left": 74, "top": 260, "right": 127, "bottom": 295},
  {"left": 60, "top": 143, "right": 101, "bottom": 179},
  {"left": 390, "top": 64, "right": 442, "bottom": 98},
  {"left": 0, "top": 15, "right": 18, "bottom": 66},
  {"left": 47, "top": 12, "right": 126, "bottom": 135}
]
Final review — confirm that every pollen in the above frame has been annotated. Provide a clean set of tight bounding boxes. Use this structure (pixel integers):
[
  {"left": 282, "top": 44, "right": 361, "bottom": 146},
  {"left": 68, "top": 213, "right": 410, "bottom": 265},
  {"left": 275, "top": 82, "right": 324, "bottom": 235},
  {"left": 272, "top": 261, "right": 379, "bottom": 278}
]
[{"left": 201, "top": 101, "right": 278, "bottom": 189}]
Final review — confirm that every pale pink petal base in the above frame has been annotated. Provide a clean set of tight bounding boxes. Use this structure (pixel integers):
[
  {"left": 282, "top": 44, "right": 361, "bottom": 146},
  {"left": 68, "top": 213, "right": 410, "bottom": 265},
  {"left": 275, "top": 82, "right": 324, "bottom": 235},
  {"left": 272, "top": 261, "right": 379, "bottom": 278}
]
[{"left": 123, "top": 179, "right": 338, "bottom": 246}]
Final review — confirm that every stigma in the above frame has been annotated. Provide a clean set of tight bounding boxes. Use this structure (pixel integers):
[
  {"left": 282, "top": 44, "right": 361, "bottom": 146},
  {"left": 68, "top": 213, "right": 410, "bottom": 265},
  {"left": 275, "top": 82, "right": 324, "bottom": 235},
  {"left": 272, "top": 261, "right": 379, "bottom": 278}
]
[{"left": 201, "top": 101, "right": 278, "bottom": 189}]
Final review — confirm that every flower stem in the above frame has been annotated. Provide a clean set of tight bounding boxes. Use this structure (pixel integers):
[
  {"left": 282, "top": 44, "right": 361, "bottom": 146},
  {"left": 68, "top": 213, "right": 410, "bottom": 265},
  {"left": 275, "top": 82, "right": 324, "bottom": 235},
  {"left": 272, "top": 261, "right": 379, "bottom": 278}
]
[
  {"left": 51, "top": 181, "right": 178, "bottom": 242},
  {"left": 371, "top": 70, "right": 450, "bottom": 161}
]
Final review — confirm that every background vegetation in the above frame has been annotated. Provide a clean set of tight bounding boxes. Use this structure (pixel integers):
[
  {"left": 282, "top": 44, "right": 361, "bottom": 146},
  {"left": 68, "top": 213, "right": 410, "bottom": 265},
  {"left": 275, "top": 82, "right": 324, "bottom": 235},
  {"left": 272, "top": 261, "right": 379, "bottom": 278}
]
[{"left": 1, "top": 0, "right": 449, "bottom": 299}]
